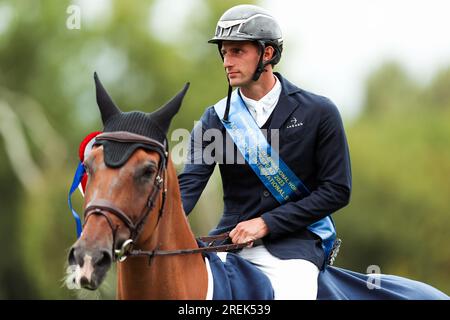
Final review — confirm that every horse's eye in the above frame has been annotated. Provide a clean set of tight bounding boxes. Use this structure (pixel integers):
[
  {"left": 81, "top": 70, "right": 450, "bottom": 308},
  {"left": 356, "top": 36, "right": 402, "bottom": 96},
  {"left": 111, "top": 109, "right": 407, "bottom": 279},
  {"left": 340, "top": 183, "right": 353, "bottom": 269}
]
[{"left": 142, "top": 165, "right": 156, "bottom": 178}]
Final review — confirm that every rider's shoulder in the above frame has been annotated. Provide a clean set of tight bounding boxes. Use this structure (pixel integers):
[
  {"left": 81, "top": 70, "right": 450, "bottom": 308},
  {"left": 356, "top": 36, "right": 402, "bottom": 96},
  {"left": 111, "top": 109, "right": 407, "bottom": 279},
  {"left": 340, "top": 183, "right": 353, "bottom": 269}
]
[
  {"left": 278, "top": 73, "right": 338, "bottom": 113},
  {"left": 198, "top": 105, "right": 223, "bottom": 127},
  {"left": 292, "top": 86, "right": 341, "bottom": 120}
]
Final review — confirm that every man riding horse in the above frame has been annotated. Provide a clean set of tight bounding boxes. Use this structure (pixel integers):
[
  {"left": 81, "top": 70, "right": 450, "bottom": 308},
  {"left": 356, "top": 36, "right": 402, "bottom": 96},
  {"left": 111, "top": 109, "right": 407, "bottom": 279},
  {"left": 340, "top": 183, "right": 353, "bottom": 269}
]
[
  {"left": 66, "top": 4, "right": 448, "bottom": 300},
  {"left": 178, "top": 4, "right": 352, "bottom": 300}
]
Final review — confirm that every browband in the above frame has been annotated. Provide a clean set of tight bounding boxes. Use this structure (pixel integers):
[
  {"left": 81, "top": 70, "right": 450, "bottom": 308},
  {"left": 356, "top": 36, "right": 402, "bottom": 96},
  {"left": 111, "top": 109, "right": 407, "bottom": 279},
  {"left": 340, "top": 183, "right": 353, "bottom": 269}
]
[{"left": 95, "top": 131, "right": 167, "bottom": 153}]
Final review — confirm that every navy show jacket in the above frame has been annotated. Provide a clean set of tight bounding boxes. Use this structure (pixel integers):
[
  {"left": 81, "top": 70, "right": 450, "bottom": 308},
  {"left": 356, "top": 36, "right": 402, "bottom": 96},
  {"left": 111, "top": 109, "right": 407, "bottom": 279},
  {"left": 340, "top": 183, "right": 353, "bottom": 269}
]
[{"left": 178, "top": 73, "right": 352, "bottom": 268}]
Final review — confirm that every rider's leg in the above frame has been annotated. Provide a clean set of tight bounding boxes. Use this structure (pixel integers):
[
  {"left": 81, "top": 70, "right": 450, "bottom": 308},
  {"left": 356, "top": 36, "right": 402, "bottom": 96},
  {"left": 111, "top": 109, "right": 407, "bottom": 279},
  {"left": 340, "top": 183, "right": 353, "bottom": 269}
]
[{"left": 238, "top": 245, "right": 319, "bottom": 300}]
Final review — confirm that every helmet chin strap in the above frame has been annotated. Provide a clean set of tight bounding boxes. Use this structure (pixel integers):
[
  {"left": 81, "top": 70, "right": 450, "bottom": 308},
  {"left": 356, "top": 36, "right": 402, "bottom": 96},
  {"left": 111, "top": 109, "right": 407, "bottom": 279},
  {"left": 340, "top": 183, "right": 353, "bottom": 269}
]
[
  {"left": 252, "top": 40, "right": 279, "bottom": 81},
  {"left": 217, "top": 44, "right": 232, "bottom": 122},
  {"left": 252, "top": 41, "right": 267, "bottom": 81}
]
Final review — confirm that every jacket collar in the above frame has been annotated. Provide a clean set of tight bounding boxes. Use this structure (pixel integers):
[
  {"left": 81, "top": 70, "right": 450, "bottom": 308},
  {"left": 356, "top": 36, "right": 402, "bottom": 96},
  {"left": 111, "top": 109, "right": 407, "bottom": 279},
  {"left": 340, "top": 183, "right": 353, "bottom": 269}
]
[
  {"left": 269, "top": 72, "right": 301, "bottom": 129},
  {"left": 275, "top": 72, "right": 301, "bottom": 95}
]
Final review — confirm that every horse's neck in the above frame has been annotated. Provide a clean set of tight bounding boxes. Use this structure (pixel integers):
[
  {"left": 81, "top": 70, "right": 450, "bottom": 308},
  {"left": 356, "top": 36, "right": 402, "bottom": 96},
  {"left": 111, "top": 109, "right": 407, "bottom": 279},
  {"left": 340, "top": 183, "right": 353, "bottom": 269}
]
[{"left": 117, "top": 159, "right": 208, "bottom": 300}]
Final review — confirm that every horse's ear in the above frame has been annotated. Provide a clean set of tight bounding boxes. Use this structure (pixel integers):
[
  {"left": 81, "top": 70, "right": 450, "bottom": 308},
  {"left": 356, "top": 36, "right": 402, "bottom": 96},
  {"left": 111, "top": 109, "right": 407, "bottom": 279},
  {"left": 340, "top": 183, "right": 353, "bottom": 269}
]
[
  {"left": 150, "top": 82, "right": 190, "bottom": 134},
  {"left": 94, "top": 72, "right": 121, "bottom": 124}
]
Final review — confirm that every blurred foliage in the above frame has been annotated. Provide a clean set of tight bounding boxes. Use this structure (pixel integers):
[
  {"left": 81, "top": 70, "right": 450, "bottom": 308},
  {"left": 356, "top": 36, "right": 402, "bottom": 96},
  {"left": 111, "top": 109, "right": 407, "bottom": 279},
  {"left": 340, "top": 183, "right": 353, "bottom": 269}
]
[
  {"left": 0, "top": 0, "right": 244, "bottom": 299},
  {"left": 0, "top": 0, "right": 448, "bottom": 299},
  {"left": 336, "top": 62, "right": 450, "bottom": 293}
]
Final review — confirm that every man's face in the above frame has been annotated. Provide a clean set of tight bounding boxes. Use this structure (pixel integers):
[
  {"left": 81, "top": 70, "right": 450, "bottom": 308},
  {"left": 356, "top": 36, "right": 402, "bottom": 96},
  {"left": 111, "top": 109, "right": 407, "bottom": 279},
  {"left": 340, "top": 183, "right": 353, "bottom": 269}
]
[{"left": 220, "top": 41, "right": 260, "bottom": 87}]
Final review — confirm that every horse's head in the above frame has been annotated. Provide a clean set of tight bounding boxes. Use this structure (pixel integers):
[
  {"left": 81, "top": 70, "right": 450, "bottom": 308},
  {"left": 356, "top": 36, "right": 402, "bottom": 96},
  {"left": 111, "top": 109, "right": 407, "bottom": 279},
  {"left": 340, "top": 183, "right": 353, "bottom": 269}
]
[{"left": 67, "top": 73, "right": 189, "bottom": 290}]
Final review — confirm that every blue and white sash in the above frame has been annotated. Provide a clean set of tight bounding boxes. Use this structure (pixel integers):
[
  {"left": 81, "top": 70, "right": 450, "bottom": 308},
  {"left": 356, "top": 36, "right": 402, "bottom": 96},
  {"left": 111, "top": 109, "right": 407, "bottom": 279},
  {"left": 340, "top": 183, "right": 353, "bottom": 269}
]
[{"left": 214, "top": 90, "right": 336, "bottom": 261}]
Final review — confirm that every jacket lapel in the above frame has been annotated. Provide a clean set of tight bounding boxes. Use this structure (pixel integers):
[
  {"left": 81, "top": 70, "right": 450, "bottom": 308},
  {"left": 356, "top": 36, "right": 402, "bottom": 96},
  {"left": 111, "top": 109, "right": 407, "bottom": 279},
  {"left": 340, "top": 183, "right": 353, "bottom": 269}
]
[{"left": 269, "top": 73, "right": 301, "bottom": 130}]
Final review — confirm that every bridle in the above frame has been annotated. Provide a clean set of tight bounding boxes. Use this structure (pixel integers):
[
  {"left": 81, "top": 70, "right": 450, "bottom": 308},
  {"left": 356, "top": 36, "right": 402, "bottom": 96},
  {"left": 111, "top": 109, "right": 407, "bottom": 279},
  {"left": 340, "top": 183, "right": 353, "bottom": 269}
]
[
  {"left": 82, "top": 131, "right": 253, "bottom": 263},
  {"left": 83, "top": 131, "right": 168, "bottom": 262}
]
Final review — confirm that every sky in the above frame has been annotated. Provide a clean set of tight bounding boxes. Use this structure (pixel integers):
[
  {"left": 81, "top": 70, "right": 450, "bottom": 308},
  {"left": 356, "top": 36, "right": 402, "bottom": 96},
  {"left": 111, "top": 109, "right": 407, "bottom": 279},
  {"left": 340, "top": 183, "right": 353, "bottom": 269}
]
[
  {"left": 262, "top": 0, "right": 450, "bottom": 119},
  {"left": 72, "top": 0, "right": 450, "bottom": 120}
]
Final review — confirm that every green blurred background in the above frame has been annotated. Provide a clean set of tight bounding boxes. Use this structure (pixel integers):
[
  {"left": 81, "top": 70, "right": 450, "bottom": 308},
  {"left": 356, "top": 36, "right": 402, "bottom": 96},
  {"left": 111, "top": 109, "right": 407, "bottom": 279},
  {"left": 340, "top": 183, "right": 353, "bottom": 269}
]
[{"left": 0, "top": 0, "right": 448, "bottom": 299}]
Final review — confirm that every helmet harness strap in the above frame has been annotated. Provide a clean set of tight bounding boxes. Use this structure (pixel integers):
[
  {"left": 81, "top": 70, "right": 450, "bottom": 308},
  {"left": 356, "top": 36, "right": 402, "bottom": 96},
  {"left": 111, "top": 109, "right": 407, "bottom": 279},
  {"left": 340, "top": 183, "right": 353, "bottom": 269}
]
[
  {"left": 217, "top": 45, "right": 232, "bottom": 122},
  {"left": 252, "top": 40, "right": 267, "bottom": 81}
]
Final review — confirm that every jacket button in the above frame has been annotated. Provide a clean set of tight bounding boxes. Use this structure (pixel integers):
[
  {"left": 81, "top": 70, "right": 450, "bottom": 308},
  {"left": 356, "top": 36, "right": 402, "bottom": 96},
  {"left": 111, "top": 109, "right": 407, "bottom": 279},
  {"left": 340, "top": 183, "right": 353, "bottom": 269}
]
[{"left": 263, "top": 190, "right": 270, "bottom": 197}]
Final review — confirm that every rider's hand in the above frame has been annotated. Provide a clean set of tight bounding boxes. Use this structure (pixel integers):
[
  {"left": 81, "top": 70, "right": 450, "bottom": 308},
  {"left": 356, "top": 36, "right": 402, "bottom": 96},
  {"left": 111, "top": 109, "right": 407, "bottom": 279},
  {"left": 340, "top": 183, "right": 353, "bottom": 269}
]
[{"left": 229, "top": 217, "right": 269, "bottom": 247}]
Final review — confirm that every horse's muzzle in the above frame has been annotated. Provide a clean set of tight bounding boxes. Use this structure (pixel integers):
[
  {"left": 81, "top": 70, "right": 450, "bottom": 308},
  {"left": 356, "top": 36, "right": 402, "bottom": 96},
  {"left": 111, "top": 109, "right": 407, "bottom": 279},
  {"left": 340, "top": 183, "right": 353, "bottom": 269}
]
[{"left": 68, "top": 243, "right": 113, "bottom": 290}]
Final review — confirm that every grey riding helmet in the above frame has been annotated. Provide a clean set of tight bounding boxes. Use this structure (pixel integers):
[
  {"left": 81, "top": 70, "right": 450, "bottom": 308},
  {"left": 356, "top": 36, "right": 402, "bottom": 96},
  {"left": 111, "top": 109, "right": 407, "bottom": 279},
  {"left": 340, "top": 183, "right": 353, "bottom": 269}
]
[{"left": 208, "top": 4, "right": 283, "bottom": 80}]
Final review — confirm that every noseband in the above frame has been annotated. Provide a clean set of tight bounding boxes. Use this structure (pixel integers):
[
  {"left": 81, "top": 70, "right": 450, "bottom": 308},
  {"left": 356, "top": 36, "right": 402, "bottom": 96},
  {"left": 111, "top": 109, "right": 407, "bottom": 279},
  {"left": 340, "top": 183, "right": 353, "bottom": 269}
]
[{"left": 83, "top": 131, "right": 168, "bottom": 261}]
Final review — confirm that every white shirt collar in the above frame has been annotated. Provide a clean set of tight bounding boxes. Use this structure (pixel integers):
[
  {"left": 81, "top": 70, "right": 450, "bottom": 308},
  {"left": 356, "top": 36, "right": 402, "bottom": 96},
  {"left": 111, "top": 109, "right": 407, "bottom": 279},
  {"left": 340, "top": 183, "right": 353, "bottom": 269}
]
[
  {"left": 239, "top": 76, "right": 282, "bottom": 127},
  {"left": 240, "top": 76, "right": 281, "bottom": 114}
]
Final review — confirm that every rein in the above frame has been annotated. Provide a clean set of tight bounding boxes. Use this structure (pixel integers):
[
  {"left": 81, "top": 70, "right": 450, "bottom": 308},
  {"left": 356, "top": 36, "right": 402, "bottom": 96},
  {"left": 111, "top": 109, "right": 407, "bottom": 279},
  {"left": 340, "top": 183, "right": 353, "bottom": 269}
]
[{"left": 124, "top": 232, "right": 254, "bottom": 264}]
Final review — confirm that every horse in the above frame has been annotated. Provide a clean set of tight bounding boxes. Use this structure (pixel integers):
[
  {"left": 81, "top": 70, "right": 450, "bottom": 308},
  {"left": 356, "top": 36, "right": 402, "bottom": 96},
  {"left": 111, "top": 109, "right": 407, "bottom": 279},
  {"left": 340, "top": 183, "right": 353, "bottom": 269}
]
[
  {"left": 66, "top": 73, "right": 448, "bottom": 300},
  {"left": 66, "top": 75, "right": 212, "bottom": 299}
]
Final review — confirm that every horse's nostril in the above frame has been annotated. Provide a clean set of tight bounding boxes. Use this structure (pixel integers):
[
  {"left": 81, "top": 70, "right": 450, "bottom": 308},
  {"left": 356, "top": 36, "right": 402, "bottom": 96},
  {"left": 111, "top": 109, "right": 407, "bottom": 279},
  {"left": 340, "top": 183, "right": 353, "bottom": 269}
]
[
  {"left": 80, "top": 276, "right": 90, "bottom": 288},
  {"left": 95, "top": 250, "right": 112, "bottom": 270},
  {"left": 68, "top": 247, "right": 75, "bottom": 265},
  {"left": 67, "top": 246, "right": 84, "bottom": 267}
]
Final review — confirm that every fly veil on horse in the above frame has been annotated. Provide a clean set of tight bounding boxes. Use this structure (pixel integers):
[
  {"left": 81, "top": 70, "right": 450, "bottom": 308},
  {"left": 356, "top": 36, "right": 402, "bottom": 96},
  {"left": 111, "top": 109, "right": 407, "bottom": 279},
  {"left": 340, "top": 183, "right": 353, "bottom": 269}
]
[{"left": 66, "top": 74, "right": 448, "bottom": 300}]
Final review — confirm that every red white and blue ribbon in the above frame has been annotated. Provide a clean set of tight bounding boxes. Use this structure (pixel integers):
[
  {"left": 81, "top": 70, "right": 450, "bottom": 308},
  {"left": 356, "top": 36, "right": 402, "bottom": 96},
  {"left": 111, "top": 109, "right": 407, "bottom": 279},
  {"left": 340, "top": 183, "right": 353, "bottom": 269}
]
[
  {"left": 68, "top": 131, "right": 101, "bottom": 238},
  {"left": 68, "top": 162, "right": 85, "bottom": 238}
]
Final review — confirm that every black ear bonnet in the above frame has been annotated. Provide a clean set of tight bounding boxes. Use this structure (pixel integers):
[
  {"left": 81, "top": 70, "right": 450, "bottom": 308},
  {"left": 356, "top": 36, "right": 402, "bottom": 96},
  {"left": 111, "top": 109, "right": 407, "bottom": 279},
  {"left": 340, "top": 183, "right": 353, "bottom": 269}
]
[{"left": 92, "top": 72, "right": 189, "bottom": 167}]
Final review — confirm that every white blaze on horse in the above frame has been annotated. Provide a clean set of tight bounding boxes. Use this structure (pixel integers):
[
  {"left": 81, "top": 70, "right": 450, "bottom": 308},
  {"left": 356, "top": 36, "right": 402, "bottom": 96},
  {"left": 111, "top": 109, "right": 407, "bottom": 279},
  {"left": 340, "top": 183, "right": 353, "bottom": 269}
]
[{"left": 66, "top": 74, "right": 448, "bottom": 300}]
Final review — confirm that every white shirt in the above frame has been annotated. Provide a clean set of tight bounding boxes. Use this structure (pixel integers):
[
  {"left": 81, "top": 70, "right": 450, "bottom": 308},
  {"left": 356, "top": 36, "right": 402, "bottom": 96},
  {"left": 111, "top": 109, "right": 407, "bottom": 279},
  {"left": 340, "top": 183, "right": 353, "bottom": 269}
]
[{"left": 240, "top": 76, "right": 282, "bottom": 128}]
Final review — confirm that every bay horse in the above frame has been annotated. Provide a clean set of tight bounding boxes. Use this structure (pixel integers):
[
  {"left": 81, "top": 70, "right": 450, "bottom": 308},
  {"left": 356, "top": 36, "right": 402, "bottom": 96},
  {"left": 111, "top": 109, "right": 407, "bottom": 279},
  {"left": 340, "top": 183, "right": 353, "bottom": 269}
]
[{"left": 67, "top": 74, "right": 209, "bottom": 299}]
